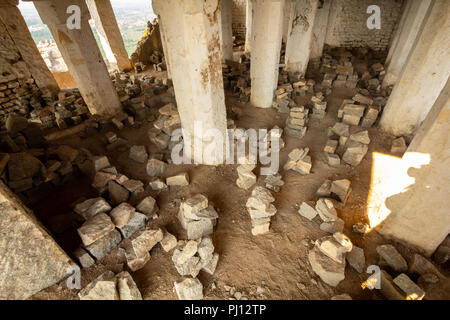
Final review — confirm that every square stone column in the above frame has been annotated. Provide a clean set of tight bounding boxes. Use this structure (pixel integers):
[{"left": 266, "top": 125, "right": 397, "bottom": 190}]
[
  {"left": 379, "top": 0, "right": 450, "bottom": 136},
  {"left": 85, "top": 0, "right": 132, "bottom": 72},
  {"left": 250, "top": 0, "right": 285, "bottom": 109},
  {"left": 153, "top": 0, "right": 227, "bottom": 165},
  {"left": 382, "top": 0, "right": 432, "bottom": 88},
  {"left": 244, "top": 0, "right": 253, "bottom": 53},
  {"left": 219, "top": 0, "right": 234, "bottom": 62},
  {"left": 284, "top": 0, "right": 318, "bottom": 75},
  {"left": 377, "top": 77, "right": 450, "bottom": 257},
  {"left": 0, "top": 0, "right": 59, "bottom": 96},
  {"left": 158, "top": 17, "right": 172, "bottom": 79},
  {"left": 310, "top": 0, "right": 331, "bottom": 60},
  {"left": 32, "top": 0, "right": 122, "bottom": 117}
]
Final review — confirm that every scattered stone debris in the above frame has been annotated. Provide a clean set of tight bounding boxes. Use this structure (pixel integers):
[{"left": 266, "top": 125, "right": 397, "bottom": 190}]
[
  {"left": 246, "top": 186, "right": 276, "bottom": 236},
  {"left": 283, "top": 147, "right": 312, "bottom": 175},
  {"left": 285, "top": 106, "right": 309, "bottom": 139},
  {"left": 78, "top": 270, "right": 142, "bottom": 300},
  {"left": 174, "top": 277, "right": 203, "bottom": 300}
]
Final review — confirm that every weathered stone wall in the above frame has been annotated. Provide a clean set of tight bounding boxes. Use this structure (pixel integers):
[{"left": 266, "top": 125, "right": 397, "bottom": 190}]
[
  {"left": 232, "top": 0, "right": 247, "bottom": 40},
  {"left": 0, "top": 19, "right": 42, "bottom": 125},
  {"left": 325, "top": 0, "right": 404, "bottom": 52}
]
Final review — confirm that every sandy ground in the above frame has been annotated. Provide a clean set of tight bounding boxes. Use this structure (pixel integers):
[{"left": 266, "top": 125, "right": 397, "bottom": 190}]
[{"left": 28, "top": 62, "right": 449, "bottom": 300}]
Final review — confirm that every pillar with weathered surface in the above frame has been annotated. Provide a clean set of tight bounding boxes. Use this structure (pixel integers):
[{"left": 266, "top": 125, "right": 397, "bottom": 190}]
[
  {"left": 379, "top": 0, "right": 450, "bottom": 136},
  {"left": 85, "top": 0, "right": 132, "bottom": 72},
  {"left": 284, "top": 0, "right": 318, "bottom": 75},
  {"left": 250, "top": 0, "right": 285, "bottom": 109},
  {"left": 282, "top": 0, "right": 291, "bottom": 44},
  {"left": 219, "top": 0, "right": 233, "bottom": 62},
  {"left": 382, "top": 0, "right": 432, "bottom": 88},
  {"left": 152, "top": 0, "right": 227, "bottom": 165},
  {"left": 310, "top": 0, "right": 331, "bottom": 60},
  {"left": 32, "top": 0, "right": 122, "bottom": 117},
  {"left": 0, "top": 0, "right": 59, "bottom": 96},
  {"left": 244, "top": 0, "right": 253, "bottom": 53},
  {"left": 158, "top": 18, "right": 172, "bottom": 79},
  {"left": 377, "top": 77, "right": 450, "bottom": 257}
]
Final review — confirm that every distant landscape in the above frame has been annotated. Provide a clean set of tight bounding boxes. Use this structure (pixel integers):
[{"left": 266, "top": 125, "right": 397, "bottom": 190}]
[{"left": 18, "top": 0, "right": 157, "bottom": 56}]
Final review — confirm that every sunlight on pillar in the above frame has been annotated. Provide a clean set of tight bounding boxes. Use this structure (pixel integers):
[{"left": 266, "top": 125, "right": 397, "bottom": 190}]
[{"left": 366, "top": 152, "right": 431, "bottom": 230}]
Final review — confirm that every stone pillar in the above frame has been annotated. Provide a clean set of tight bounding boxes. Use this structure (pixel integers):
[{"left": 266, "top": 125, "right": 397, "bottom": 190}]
[
  {"left": 152, "top": 0, "right": 227, "bottom": 165},
  {"left": 219, "top": 0, "right": 233, "bottom": 62},
  {"left": 382, "top": 0, "right": 432, "bottom": 88},
  {"left": 284, "top": 0, "right": 318, "bottom": 75},
  {"left": 85, "top": 0, "right": 132, "bottom": 72},
  {"left": 377, "top": 77, "right": 450, "bottom": 257},
  {"left": 158, "top": 17, "right": 172, "bottom": 79},
  {"left": 250, "top": 0, "right": 285, "bottom": 109},
  {"left": 379, "top": 0, "right": 450, "bottom": 136},
  {"left": 244, "top": 0, "right": 253, "bottom": 53},
  {"left": 33, "top": 0, "right": 122, "bottom": 117},
  {"left": 0, "top": 0, "right": 59, "bottom": 96},
  {"left": 282, "top": 0, "right": 291, "bottom": 44},
  {"left": 310, "top": 0, "right": 331, "bottom": 60}
]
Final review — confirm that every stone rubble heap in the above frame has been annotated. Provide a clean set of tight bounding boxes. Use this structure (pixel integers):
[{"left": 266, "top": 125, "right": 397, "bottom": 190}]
[
  {"left": 78, "top": 270, "right": 142, "bottom": 300},
  {"left": 283, "top": 147, "right": 312, "bottom": 175},
  {"left": 284, "top": 106, "right": 309, "bottom": 139},
  {"left": 236, "top": 158, "right": 257, "bottom": 190},
  {"left": 178, "top": 194, "right": 219, "bottom": 240},
  {"left": 326, "top": 122, "right": 370, "bottom": 167},
  {"left": 338, "top": 93, "right": 383, "bottom": 128},
  {"left": 246, "top": 186, "right": 277, "bottom": 236},
  {"left": 149, "top": 102, "right": 181, "bottom": 150},
  {"left": 172, "top": 236, "right": 219, "bottom": 278},
  {"left": 309, "top": 92, "right": 328, "bottom": 119}
]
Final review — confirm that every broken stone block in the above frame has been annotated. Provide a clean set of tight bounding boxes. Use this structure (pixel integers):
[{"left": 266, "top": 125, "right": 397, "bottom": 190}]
[
  {"left": 316, "top": 180, "right": 332, "bottom": 197},
  {"left": 177, "top": 240, "right": 198, "bottom": 265},
  {"left": 115, "top": 271, "right": 143, "bottom": 300},
  {"left": 264, "top": 173, "right": 284, "bottom": 192},
  {"left": 78, "top": 271, "right": 118, "bottom": 300},
  {"left": 77, "top": 213, "right": 115, "bottom": 246},
  {"left": 298, "top": 201, "right": 318, "bottom": 221},
  {"left": 391, "top": 137, "right": 407, "bottom": 154},
  {"left": 308, "top": 245, "right": 345, "bottom": 287},
  {"left": 125, "top": 249, "right": 150, "bottom": 272},
  {"left": 353, "top": 93, "right": 373, "bottom": 105},
  {"left": 92, "top": 171, "right": 116, "bottom": 191},
  {"left": 160, "top": 232, "right": 177, "bottom": 252},
  {"left": 172, "top": 249, "right": 202, "bottom": 277},
  {"left": 74, "top": 197, "right": 111, "bottom": 219},
  {"left": 146, "top": 158, "right": 167, "bottom": 176},
  {"left": 122, "top": 179, "right": 144, "bottom": 193},
  {"left": 393, "top": 273, "right": 425, "bottom": 300},
  {"left": 293, "top": 155, "right": 312, "bottom": 175},
  {"left": 330, "top": 179, "right": 352, "bottom": 204},
  {"left": 109, "top": 203, "right": 135, "bottom": 228},
  {"left": 185, "top": 218, "right": 214, "bottom": 240},
  {"left": 131, "top": 228, "right": 164, "bottom": 257},
  {"left": 149, "top": 178, "right": 168, "bottom": 191},
  {"left": 118, "top": 211, "right": 148, "bottom": 239},
  {"left": 180, "top": 194, "right": 209, "bottom": 219},
  {"left": 236, "top": 169, "right": 257, "bottom": 190},
  {"left": 350, "top": 130, "right": 370, "bottom": 145},
  {"left": 202, "top": 252, "right": 219, "bottom": 275},
  {"left": 320, "top": 218, "right": 345, "bottom": 234},
  {"left": 136, "top": 196, "right": 158, "bottom": 215},
  {"left": 174, "top": 277, "right": 203, "bottom": 300},
  {"left": 129, "top": 145, "right": 148, "bottom": 163},
  {"left": 166, "top": 173, "right": 189, "bottom": 186},
  {"left": 315, "top": 198, "right": 338, "bottom": 222},
  {"left": 342, "top": 141, "right": 368, "bottom": 166},
  {"left": 251, "top": 223, "right": 270, "bottom": 236},
  {"left": 108, "top": 180, "right": 130, "bottom": 205},
  {"left": 85, "top": 229, "right": 122, "bottom": 260},
  {"left": 324, "top": 139, "right": 338, "bottom": 154},
  {"left": 247, "top": 186, "right": 275, "bottom": 209},
  {"left": 346, "top": 246, "right": 366, "bottom": 273},
  {"left": 73, "top": 247, "right": 95, "bottom": 269},
  {"left": 92, "top": 156, "right": 110, "bottom": 172},
  {"left": 315, "top": 236, "right": 349, "bottom": 263},
  {"left": 376, "top": 244, "right": 408, "bottom": 272},
  {"left": 195, "top": 205, "right": 219, "bottom": 220}
]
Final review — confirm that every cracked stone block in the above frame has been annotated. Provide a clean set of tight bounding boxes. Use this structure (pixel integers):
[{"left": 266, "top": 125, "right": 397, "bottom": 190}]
[
  {"left": 376, "top": 244, "right": 408, "bottom": 272},
  {"left": 174, "top": 277, "right": 203, "bottom": 300},
  {"left": 136, "top": 196, "right": 158, "bottom": 215},
  {"left": 109, "top": 202, "right": 135, "bottom": 228},
  {"left": 74, "top": 197, "right": 111, "bottom": 219},
  {"left": 73, "top": 247, "right": 95, "bottom": 269},
  {"left": 77, "top": 213, "right": 115, "bottom": 246},
  {"left": 118, "top": 211, "right": 148, "bottom": 239},
  {"left": 298, "top": 201, "right": 318, "bottom": 221},
  {"left": 166, "top": 173, "right": 190, "bottom": 186},
  {"left": 84, "top": 229, "right": 122, "bottom": 260},
  {"left": 308, "top": 245, "right": 345, "bottom": 287}
]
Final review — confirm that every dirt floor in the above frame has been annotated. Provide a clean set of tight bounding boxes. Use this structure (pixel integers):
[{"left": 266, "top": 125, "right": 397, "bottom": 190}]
[{"left": 28, "top": 57, "right": 449, "bottom": 300}]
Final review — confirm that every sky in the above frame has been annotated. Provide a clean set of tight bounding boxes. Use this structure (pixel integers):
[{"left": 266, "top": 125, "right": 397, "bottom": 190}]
[{"left": 18, "top": 0, "right": 155, "bottom": 16}]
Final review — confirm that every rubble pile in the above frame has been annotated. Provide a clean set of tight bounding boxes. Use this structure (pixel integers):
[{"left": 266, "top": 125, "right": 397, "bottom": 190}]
[
  {"left": 178, "top": 194, "right": 219, "bottom": 240},
  {"left": 284, "top": 106, "right": 309, "bottom": 139},
  {"left": 338, "top": 92, "right": 383, "bottom": 128},
  {"left": 264, "top": 173, "right": 284, "bottom": 192},
  {"left": 78, "top": 270, "right": 142, "bottom": 300},
  {"left": 360, "top": 62, "right": 386, "bottom": 94},
  {"left": 149, "top": 102, "right": 181, "bottom": 150},
  {"left": 283, "top": 147, "right": 312, "bottom": 175},
  {"left": 309, "top": 92, "right": 327, "bottom": 119},
  {"left": 236, "top": 158, "right": 257, "bottom": 190},
  {"left": 246, "top": 186, "right": 276, "bottom": 236}
]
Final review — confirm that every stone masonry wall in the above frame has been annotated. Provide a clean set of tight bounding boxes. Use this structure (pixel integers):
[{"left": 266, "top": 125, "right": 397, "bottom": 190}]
[
  {"left": 325, "top": 0, "right": 404, "bottom": 52},
  {"left": 232, "top": 0, "right": 247, "bottom": 40}
]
